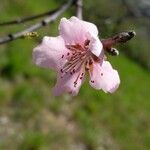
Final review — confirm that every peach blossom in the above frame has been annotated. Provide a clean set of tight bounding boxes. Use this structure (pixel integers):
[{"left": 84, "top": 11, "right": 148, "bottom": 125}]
[{"left": 33, "top": 17, "right": 120, "bottom": 96}]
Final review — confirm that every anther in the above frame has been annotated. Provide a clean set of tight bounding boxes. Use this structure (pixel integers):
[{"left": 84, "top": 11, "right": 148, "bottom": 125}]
[
  {"left": 74, "top": 81, "right": 77, "bottom": 87},
  {"left": 60, "top": 69, "right": 63, "bottom": 73},
  {"left": 73, "top": 69, "right": 75, "bottom": 73},
  {"left": 89, "top": 59, "right": 93, "bottom": 65},
  {"left": 84, "top": 39, "right": 90, "bottom": 46},
  {"left": 91, "top": 80, "right": 94, "bottom": 83}
]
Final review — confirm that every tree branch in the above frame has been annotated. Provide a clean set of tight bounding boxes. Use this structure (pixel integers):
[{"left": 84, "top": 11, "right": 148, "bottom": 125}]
[
  {"left": 0, "top": 0, "right": 75, "bottom": 45},
  {"left": 0, "top": 9, "right": 59, "bottom": 26},
  {"left": 75, "top": 0, "right": 83, "bottom": 19},
  {"left": 101, "top": 31, "right": 136, "bottom": 56}
]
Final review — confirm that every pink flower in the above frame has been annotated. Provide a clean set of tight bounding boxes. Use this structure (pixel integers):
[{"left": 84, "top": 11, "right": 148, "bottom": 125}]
[{"left": 33, "top": 16, "right": 120, "bottom": 96}]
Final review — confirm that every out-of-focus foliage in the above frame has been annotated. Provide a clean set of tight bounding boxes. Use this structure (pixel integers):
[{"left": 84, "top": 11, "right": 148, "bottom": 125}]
[{"left": 0, "top": 0, "right": 150, "bottom": 150}]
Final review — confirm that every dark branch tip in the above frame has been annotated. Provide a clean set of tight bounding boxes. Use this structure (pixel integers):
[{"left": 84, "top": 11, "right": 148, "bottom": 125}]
[
  {"left": 115, "top": 30, "right": 136, "bottom": 43},
  {"left": 128, "top": 30, "right": 136, "bottom": 37}
]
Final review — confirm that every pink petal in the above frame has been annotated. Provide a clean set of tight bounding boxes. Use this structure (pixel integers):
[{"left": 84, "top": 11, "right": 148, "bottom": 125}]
[
  {"left": 89, "top": 61, "right": 120, "bottom": 93},
  {"left": 59, "top": 16, "right": 98, "bottom": 45},
  {"left": 53, "top": 69, "right": 85, "bottom": 96},
  {"left": 89, "top": 36, "right": 103, "bottom": 57},
  {"left": 33, "top": 36, "right": 69, "bottom": 71}
]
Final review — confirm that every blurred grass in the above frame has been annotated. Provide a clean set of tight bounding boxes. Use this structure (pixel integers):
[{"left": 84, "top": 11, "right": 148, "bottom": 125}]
[{"left": 0, "top": 0, "right": 150, "bottom": 150}]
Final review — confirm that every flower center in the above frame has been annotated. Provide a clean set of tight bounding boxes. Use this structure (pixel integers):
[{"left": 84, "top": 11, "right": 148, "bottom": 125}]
[{"left": 60, "top": 40, "right": 101, "bottom": 87}]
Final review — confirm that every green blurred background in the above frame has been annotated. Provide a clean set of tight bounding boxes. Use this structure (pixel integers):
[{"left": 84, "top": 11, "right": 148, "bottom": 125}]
[{"left": 0, "top": 0, "right": 150, "bottom": 150}]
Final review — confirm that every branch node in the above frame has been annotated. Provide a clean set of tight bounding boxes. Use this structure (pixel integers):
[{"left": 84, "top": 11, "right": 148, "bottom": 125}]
[
  {"left": 8, "top": 34, "right": 14, "bottom": 40},
  {"left": 41, "top": 20, "right": 47, "bottom": 26},
  {"left": 0, "top": 0, "right": 74, "bottom": 44}
]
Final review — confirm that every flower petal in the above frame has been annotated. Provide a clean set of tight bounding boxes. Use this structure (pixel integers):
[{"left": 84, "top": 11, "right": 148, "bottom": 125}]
[
  {"left": 70, "top": 16, "right": 98, "bottom": 36},
  {"left": 89, "top": 36, "right": 103, "bottom": 57},
  {"left": 33, "top": 36, "right": 69, "bottom": 70},
  {"left": 59, "top": 16, "right": 98, "bottom": 45},
  {"left": 89, "top": 61, "right": 120, "bottom": 93},
  {"left": 53, "top": 69, "right": 85, "bottom": 96}
]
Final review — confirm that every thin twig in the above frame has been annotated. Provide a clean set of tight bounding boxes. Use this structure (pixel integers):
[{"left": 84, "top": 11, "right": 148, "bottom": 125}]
[
  {"left": 76, "top": 0, "right": 83, "bottom": 19},
  {"left": 0, "top": 9, "right": 58, "bottom": 26},
  {"left": 0, "top": 0, "right": 75, "bottom": 45},
  {"left": 102, "top": 31, "right": 136, "bottom": 48},
  {"left": 101, "top": 31, "right": 136, "bottom": 56}
]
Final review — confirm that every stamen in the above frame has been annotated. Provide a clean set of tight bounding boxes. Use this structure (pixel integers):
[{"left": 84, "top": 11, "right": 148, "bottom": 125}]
[
  {"left": 73, "top": 69, "right": 75, "bottom": 73},
  {"left": 60, "top": 69, "right": 63, "bottom": 73},
  {"left": 74, "top": 82, "right": 77, "bottom": 87},
  {"left": 62, "top": 57, "right": 82, "bottom": 72},
  {"left": 85, "top": 60, "right": 90, "bottom": 71},
  {"left": 74, "top": 73, "right": 81, "bottom": 87},
  {"left": 89, "top": 59, "right": 93, "bottom": 65},
  {"left": 66, "top": 44, "right": 84, "bottom": 52},
  {"left": 84, "top": 39, "right": 90, "bottom": 48},
  {"left": 62, "top": 52, "right": 87, "bottom": 75},
  {"left": 91, "top": 80, "right": 94, "bottom": 83},
  {"left": 61, "top": 41, "right": 101, "bottom": 82}
]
